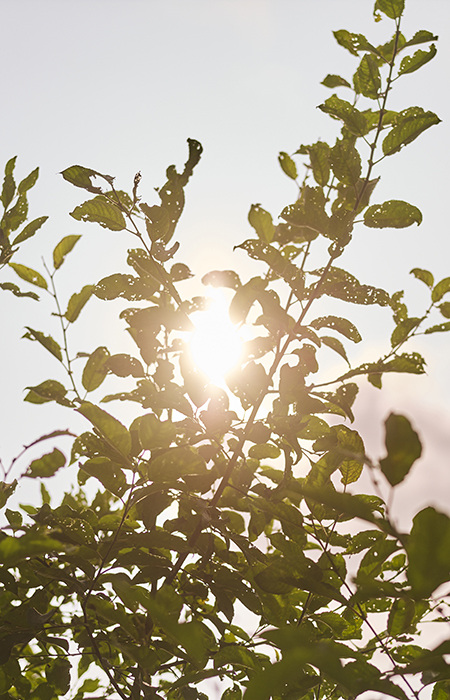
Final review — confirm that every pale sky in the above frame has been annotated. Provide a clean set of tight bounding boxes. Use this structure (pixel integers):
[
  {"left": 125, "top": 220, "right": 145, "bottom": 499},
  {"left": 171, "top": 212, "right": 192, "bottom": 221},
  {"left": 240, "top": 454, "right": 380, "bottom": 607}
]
[{"left": 2, "top": 0, "right": 450, "bottom": 524}]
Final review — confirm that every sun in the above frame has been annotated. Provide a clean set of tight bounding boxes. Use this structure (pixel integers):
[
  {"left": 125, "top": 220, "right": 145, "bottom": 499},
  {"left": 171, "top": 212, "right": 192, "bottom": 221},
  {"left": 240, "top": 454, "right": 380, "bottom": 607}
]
[{"left": 189, "top": 289, "right": 243, "bottom": 385}]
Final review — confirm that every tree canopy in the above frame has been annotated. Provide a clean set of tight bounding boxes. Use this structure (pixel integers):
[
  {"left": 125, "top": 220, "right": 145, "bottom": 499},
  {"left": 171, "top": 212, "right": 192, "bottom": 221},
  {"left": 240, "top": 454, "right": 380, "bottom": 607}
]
[{"left": 1, "top": 0, "right": 449, "bottom": 698}]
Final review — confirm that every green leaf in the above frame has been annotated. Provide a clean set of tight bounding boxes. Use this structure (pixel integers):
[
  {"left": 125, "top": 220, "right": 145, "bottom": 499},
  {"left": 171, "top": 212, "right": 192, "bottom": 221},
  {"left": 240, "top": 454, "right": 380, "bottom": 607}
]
[
  {"left": 82, "top": 346, "right": 110, "bottom": 391},
  {"left": 0, "top": 282, "right": 39, "bottom": 300},
  {"left": 201, "top": 269, "right": 241, "bottom": 290},
  {"left": 3, "top": 194, "right": 28, "bottom": 231},
  {"left": 45, "top": 657, "right": 71, "bottom": 695},
  {"left": 17, "top": 167, "right": 39, "bottom": 195},
  {"left": 308, "top": 141, "right": 331, "bottom": 186},
  {"left": 248, "top": 443, "right": 281, "bottom": 459},
  {"left": 310, "top": 315, "right": 361, "bottom": 343},
  {"left": 320, "top": 335, "right": 349, "bottom": 365},
  {"left": 424, "top": 321, "right": 450, "bottom": 335},
  {"left": 432, "top": 277, "right": 450, "bottom": 302},
  {"left": 77, "top": 402, "right": 131, "bottom": 457},
  {"left": 404, "top": 30, "right": 438, "bottom": 48},
  {"left": 333, "top": 29, "right": 376, "bottom": 56},
  {"left": 80, "top": 456, "right": 127, "bottom": 497},
  {"left": 65, "top": 284, "right": 95, "bottom": 322},
  {"left": 278, "top": 152, "right": 298, "bottom": 180},
  {"left": 388, "top": 599, "right": 415, "bottom": 636},
  {"left": 399, "top": 44, "right": 437, "bottom": 76},
  {"left": 28, "top": 449, "right": 66, "bottom": 478},
  {"left": 53, "top": 234, "right": 81, "bottom": 269},
  {"left": 23, "top": 327, "right": 62, "bottom": 361},
  {"left": 107, "top": 354, "right": 145, "bottom": 377},
  {"left": 0, "top": 531, "right": 64, "bottom": 566},
  {"left": 364, "top": 200, "right": 422, "bottom": 228},
  {"left": 321, "top": 74, "right": 351, "bottom": 89},
  {"left": 70, "top": 196, "right": 125, "bottom": 231},
  {"left": 391, "top": 317, "right": 421, "bottom": 347},
  {"left": 407, "top": 507, "right": 450, "bottom": 597},
  {"left": 24, "top": 379, "right": 70, "bottom": 406},
  {"left": 9, "top": 263, "right": 47, "bottom": 289},
  {"left": 439, "top": 302, "right": 450, "bottom": 319},
  {"left": 12, "top": 216, "right": 48, "bottom": 245},
  {"left": 1, "top": 156, "right": 16, "bottom": 208},
  {"left": 382, "top": 107, "right": 441, "bottom": 156},
  {"left": 138, "top": 413, "right": 177, "bottom": 450},
  {"left": 331, "top": 138, "right": 361, "bottom": 186},
  {"left": 319, "top": 95, "right": 368, "bottom": 137},
  {"left": 248, "top": 204, "right": 275, "bottom": 244},
  {"left": 94, "top": 272, "right": 158, "bottom": 301},
  {"left": 313, "top": 266, "right": 390, "bottom": 307},
  {"left": 410, "top": 267, "right": 434, "bottom": 288},
  {"left": 353, "top": 54, "right": 381, "bottom": 98},
  {"left": 61, "top": 164, "right": 111, "bottom": 193},
  {"left": 380, "top": 413, "right": 422, "bottom": 486},
  {"left": 374, "top": 0, "right": 405, "bottom": 20}
]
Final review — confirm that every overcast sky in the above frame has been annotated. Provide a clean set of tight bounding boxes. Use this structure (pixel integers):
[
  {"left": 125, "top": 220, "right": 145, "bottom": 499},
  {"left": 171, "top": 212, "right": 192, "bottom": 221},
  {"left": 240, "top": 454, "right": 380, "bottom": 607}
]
[{"left": 1, "top": 0, "right": 450, "bottom": 525}]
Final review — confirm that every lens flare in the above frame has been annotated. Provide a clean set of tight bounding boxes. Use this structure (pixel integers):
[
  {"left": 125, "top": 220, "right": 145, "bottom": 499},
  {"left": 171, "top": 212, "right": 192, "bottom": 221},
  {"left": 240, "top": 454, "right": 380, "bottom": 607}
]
[{"left": 189, "top": 290, "right": 243, "bottom": 385}]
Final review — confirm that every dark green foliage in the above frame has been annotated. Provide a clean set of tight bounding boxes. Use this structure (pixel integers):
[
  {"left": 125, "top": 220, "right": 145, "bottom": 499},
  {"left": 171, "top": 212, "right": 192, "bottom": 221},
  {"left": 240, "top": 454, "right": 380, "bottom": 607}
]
[{"left": 1, "top": 2, "right": 448, "bottom": 699}]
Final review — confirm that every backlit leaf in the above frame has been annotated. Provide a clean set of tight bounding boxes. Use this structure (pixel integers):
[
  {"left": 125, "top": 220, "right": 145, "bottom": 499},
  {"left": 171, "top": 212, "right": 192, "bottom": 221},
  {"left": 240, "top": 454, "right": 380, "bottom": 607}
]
[
  {"left": 319, "top": 95, "right": 368, "bottom": 137},
  {"left": 380, "top": 413, "right": 422, "bottom": 486},
  {"left": 12, "top": 216, "right": 48, "bottom": 245},
  {"left": 95, "top": 273, "right": 158, "bottom": 301},
  {"left": 24, "top": 379, "right": 69, "bottom": 406},
  {"left": 53, "top": 234, "right": 81, "bottom": 269},
  {"left": 80, "top": 456, "right": 127, "bottom": 497},
  {"left": 353, "top": 54, "right": 381, "bottom": 98},
  {"left": 248, "top": 204, "right": 275, "bottom": 243},
  {"left": 399, "top": 44, "right": 437, "bottom": 75},
  {"left": 432, "top": 277, "right": 450, "bottom": 302},
  {"left": 28, "top": 449, "right": 66, "bottom": 478},
  {"left": 310, "top": 315, "right": 361, "bottom": 343},
  {"left": 313, "top": 267, "right": 390, "bottom": 306},
  {"left": 77, "top": 401, "right": 131, "bottom": 457},
  {"left": 17, "top": 167, "right": 39, "bottom": 195},
  {"left": 202, "top": 269, "right": 241, "bottom": 290},
  {"left": 82, "top": 346, "right": 110, "bottom": 391},
  {"left": 331, "top": 138, "right": 361, "bottom": 185},
  {"left": 107, "top": 354, "right": 145, "bottom": 377},
  {"left": 382, "top": 107, "right": 441, "bottom": 156},
  {"left": 61, "top": 164, "right": 111, "bottom": 193},
  {"left": 0, "top": 282, "right": 39, "bottom": 300},
  {"left": 321, "top": 335, "right": 350, "bottom": 365},
  {"left": 9, "top": 263, "right": 47, "bottom": 289},
  {"left": 278, "top": 152, "right": 298, "bottom": 180},
  {"left": 388, "top": 599, "right": 415, "bottom": 636},
  {"left": 407, "top": 507, "right": 450, "bottom": 597},
  {"left": 0, "top": 532, "right": 64, "bottom": 566},
  {"left": 23, "top": 327, "right": 62, "bottom": 361},
  {"left": 364, "top": 200, "right": 422, "bottom": 228},
  {"left": 1, "top": 156, "right": 16, "bottom": 208},
  {"left": 391, "top": 317, "right": 421, "bottom": 347},
  {"left": 70, "top": 196, "right": 125, "bottom": 231},
  {"left": 374, "top": 0, "right": 405, "bottom": 20},
  {"left": 424, "top": 321, "right": 450, "bottom": 335},
  {"left": 404, "top": 30, "right": 438, "bottom": 48},
  {"left": 410, "top": 267, "right": 434, "bottom": 288},
  {"left": 65, "top": 284, "right": 95, "bottom": 322},
  {"left": 321, "top": 74, "right": 351, "bottom": 89}
]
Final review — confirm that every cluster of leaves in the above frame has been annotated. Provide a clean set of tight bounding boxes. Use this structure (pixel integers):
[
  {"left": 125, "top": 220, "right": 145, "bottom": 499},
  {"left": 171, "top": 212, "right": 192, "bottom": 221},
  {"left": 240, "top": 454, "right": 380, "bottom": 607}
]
[{"left": 1, "top": 0, "right": 450, "bottom": 699}]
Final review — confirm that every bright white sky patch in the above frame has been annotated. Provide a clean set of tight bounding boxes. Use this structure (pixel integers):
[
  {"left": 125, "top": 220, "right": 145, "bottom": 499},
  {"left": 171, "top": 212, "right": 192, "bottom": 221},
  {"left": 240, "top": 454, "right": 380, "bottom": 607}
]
[{"left": 189, "top": 289, "right": 243, "bottom": 385}]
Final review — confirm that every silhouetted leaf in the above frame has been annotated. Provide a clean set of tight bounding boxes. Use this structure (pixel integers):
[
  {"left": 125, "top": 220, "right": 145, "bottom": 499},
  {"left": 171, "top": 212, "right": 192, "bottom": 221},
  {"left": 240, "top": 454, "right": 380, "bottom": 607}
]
[
  {"left": 380, "top": 413, "right": 422, "bottom": 486},
  {"left": 364, "top": 200, "right": 422, "bottom": 228},
  {"left": 202, "top": 270, "right": 241, "bottom": 290},
  {"left": 107, "top": 354, "right": 145, "bottom": 378},
  {"left": 53, "top": 234, "right": 82, "bottom": 269},
  {"left": 9, "top": 263, "right": 47, "bottom": 289},
  {"left": 24, "top": 379, "right": 70, "bottom": 406},
  {"left": 321, "top": 336, "right": 350, "bottom": 365},
  {"left": 312, "top": 267, "right": 390, "bottom": 306}
]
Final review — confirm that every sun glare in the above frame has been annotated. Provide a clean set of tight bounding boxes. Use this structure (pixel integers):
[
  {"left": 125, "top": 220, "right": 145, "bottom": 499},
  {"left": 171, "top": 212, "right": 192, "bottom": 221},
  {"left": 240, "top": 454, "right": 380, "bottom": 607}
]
[{"left": 189, "top": 290, "right": 243, "bottom": 385}]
